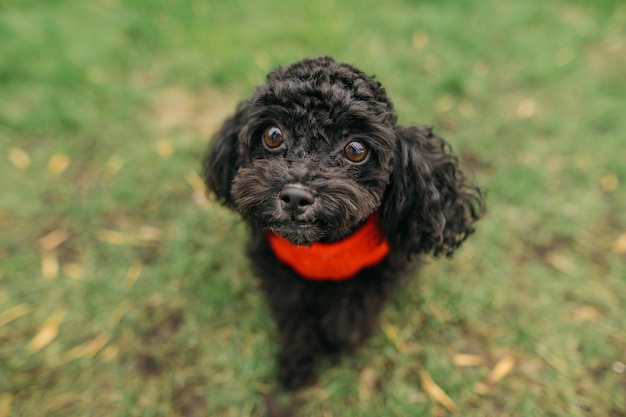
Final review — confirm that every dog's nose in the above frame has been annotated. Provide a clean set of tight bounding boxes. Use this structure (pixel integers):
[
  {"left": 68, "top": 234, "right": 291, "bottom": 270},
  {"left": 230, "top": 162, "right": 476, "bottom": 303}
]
[{"left": 279, "top": 185, "right": 315, "bottom": 214}]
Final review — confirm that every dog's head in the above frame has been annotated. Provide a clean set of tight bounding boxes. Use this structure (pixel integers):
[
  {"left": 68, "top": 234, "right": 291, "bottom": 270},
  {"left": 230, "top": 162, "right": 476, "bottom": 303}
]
[{"left": 204, "top": 57, "right": 484, "bottom": 255}]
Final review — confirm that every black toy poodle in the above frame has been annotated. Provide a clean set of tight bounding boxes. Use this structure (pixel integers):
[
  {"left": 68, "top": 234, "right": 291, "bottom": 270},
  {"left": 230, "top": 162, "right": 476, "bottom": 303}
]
[{"left": 202, "top": 56, "right": 485, "bottom": 390}]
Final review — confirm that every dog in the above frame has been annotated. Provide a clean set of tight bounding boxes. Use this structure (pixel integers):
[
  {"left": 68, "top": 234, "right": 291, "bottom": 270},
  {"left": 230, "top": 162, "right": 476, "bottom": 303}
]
[{"left": 202, "top": 56, "right": 484, "bottom": 390}]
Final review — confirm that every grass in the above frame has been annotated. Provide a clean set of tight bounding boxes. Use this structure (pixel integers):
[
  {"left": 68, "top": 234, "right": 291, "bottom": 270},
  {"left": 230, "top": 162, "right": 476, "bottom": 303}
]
[{"left": 1, "top": 0, "right": 625, "bottom": 416}]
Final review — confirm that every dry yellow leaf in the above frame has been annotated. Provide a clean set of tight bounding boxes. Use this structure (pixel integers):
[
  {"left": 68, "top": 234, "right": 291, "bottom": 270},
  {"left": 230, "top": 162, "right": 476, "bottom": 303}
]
[
  {"left": 125, "top": 261, "right": 144, "bottom": 287},
  {"left": 96, "top": 229, "right": 127, "bottom": 245},
  {"left": 358, "top": 366, "right": 378, "bottom": 400},
  {"left": 41, "top": 251, "right": 59, "bottom": 280},
  {"left": 188, "top": 171, "right": 208, "bottom": 205},
  {"left": 63, "top": 333, "right": 109, "bottom": 362},
  {"left": 108, "top": 303, "right": 131, "bottom": 329},
  {"left": 0, "top": 304, "right": 32, "bottom": 328},
  {"left": 473, "top": 381, "right": 491, "bottom": 394},
  {"left": 63, "top": 263, "right": 85, "bottom": 280},
  {"left": 516, "top": 98, "right": 537, "bottom": 119},
  {"left": 452, "top": 353, "right": 485, "bottom": 367},
  {"left": 104, "top": 154, "right": 124, "bottom": 176},
  {"left": 192, "top": 190, "right": 208, "bottom": 205},
  {"left": 545, "top": 251, "right": 576, "bottom": 275},
  {"left": 9, "top": 147, "right": 30, "bottom": 169},
  {"left": 458, "top": 100, "right": 476, "bottom": 118},
  {"left": 100, "top": 345, "right": 119, "bottom": 361},
  {"left": 38, "top": 229, "right": 69, "bottom": 251},
  {"left": 428, "top": 302, "right": 452, "bottom": 322},
  {"left": 612, "top": 361, "right": 626, "bottom": 374},
  {"left": 0, "top": 393, "right": 12, "bottom": 417},
  {"left": 29, "top": 308, "right": 66, "bottom": 352},
  {"left": 575, "top": 154, "right": 591, "bottom": 172},
  {"left": 407, "top": 390, "right": 426, "bottom": 404},
  {"left": 601, "top": 174, "right": 619, "bottom": 192},
  {"left": 46, "top": 393, "right": 79, "bottom": 411},
  {"left": 381, "top": 322, "right": 414, "bottom": 352},
  {"left": 432, "top": 406, "right": 447, "bottom": 417},
  {"left": 615, "top": 233, "right": 626, "bottom": 255},
  {"left": 412, "top": 31, "right": 430, "bottom": 50},
  {"left": 47, "top": 153, "right": 70, "bottom": 175},
  {"left": 138, "top": 226, "right": 162, "bottom": 242},
  {"left": 572, "top": 305, "right": 602, "bottom": 322},
  {"left": 435, "top": 95, "right": 455, "bottom": 113},
  {"left": 155, "top": 139, "right": 173, "bottom": 158},
  {"left": 420, "top": 370, "right": 457, "bottom": 412},
  {"left": 186, "top": 171, "right": 206, "bottom": 194},
  {"left": 486, "top": 355, "right": 515, "bottom": 384}
]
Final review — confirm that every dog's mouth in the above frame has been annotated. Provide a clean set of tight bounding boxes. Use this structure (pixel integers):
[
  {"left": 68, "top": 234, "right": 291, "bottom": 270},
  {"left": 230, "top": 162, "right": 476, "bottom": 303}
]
[
  {"left": 267, "top": 215, "right": 363, "bottom": 246},
  {"left": 268, "top": 221, "right": 326, "bottom": 246}
]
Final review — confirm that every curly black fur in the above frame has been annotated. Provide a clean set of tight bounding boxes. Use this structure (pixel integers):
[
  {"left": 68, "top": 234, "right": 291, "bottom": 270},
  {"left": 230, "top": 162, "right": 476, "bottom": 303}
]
[{"left": 202, "top": 56, "right": 484, "bottom": 390}]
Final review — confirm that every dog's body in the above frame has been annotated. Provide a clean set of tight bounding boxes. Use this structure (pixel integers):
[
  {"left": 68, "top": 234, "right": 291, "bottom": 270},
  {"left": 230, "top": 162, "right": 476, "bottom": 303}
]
[{"left": 203, "top": 57, "right": 484, "bottom": 390}]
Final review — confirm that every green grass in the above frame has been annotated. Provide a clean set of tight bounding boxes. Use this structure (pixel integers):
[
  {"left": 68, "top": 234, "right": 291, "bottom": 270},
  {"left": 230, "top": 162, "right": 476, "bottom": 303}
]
[{"left": 1, "top": 0, "right": 625, "bottom": 416}]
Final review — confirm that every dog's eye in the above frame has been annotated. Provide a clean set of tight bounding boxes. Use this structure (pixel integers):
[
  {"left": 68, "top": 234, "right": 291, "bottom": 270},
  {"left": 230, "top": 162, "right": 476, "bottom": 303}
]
[
  {"left": 343, "top": 141, "right": 369, "bottom": 163},
  {"left": 262, "top": 126, "right": 284, "bottom": 149}
]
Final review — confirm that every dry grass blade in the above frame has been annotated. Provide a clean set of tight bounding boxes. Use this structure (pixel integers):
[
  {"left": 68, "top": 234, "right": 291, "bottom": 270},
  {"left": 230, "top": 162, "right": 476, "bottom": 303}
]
[
  {"left": 29, "top": 308, "right": 67, "bottom": 352},
  {"left": 486, "top": 355, "right": 515, "bottom": 385},
  {"left": 358, "top": 366, "right": 378, "bottom": 400},
  {"left": 100, "top": 345, "right": 119, "bottom": 362},
  {"left": 63, "top": 333, "right": 109, "bottom": 362},
  {"left": 96, "top": 229, "right": 127, "bottom": 245},
  {"left": 108, "top": 303, "right": 132, "bottom": 329},
  {"left": 186, "top": 171, "right": 206, "bottom": 194},
  {"left": 428, "top": 301, "right": 452, "bottom": 322},
  {"left": 381, "top": 322, "right": 409, "bottom": 352},
  {"left": 187, "top": 171, "right": 208, "bottom": 204},
  {"left": 452, "top": 353, "right": 485, "bottom": 367},
  {"left": 0, "top": 304, "right": 33, "bottom": 328},
  {"left": 125, "top": 261, "right": 144, "bottom": 287},
  {"left": 420, "top": 370, "right": 457, "bottom": 412},
  {"left": 38, "top": 229, "right": 69, "bottom": 251},
  {"left": 46, "top": 393, "right": 79, "bottom": 411},
  {"left": 41, "top": 251, "right": 59, "bottom": 280}
]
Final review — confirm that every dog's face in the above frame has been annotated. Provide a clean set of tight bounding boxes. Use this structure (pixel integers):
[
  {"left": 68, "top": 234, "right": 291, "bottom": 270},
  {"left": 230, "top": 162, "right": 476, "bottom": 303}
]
[
  {"left": 228, "top": 58, "right": 398, "bottom": 244},
  {"left": 205, "top": 57, "right": 484, "bottom": 256}
]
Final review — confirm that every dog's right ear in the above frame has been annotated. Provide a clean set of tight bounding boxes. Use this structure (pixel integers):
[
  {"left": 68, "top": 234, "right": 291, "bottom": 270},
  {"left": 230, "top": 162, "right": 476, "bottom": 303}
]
[
  {"left": 381, "top": 125, "right": 484, "bottom": 258},
  {"left": 201, "top": 103, "right": 248, "bottom": 207}
]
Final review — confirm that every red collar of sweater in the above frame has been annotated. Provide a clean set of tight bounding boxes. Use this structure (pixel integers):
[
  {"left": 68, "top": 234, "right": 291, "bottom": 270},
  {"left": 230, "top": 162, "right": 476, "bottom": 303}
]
[{"left": 266, "top": 212, "right": 390, "bottom": 281}]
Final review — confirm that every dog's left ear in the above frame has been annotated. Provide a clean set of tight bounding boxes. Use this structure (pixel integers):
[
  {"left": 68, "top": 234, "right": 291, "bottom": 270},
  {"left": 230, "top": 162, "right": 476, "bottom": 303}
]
[
  {"left": 381, "top": 126, "right": 485, "bottom": 257},
  {"left": 201, "top": 102, "right": 248, "bottom": 208}
]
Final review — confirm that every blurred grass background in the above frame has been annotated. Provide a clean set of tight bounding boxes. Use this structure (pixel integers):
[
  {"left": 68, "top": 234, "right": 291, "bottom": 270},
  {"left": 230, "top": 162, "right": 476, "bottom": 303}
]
[{"left": 1, "top": 0, "right": 625, "bottom": 416}]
